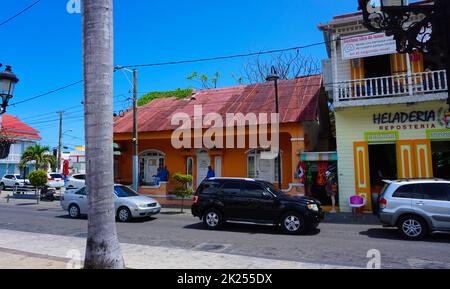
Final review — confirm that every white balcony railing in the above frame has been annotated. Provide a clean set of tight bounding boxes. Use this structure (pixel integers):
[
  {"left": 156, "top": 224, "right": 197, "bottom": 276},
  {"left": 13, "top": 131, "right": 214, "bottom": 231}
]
[
  {"left": 0, "top": 154, "right": 21, "bottom": 163},
  {"left": 337, "top": 70, "right": 448, "bottom": 102}
]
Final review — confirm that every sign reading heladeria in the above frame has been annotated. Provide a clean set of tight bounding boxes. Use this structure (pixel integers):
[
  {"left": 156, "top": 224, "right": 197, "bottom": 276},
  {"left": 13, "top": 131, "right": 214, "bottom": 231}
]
[{"left": 341, "top": 33, "right": 397, "bottom": 60}]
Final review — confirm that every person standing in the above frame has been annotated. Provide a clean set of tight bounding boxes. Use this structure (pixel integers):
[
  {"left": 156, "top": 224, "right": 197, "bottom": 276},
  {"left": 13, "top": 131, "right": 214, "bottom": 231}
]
[
  {"left": 325, "top": 170, "right": 338, "bottom": 213},
  {"left": 206, "top": 166, "right": 215, "bottom": 179}
]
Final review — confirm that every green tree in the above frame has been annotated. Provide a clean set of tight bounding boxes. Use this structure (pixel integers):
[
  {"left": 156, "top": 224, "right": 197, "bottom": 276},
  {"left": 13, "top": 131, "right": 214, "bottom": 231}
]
[
  {"left": 19, "top": 144, "right": 56, "bottom": 171},
  {"left": 187, "top": 72, "right": 220, "bottom": 89},
  {"left": 172, "top": 173, "right": 194, "bottom": 213}
]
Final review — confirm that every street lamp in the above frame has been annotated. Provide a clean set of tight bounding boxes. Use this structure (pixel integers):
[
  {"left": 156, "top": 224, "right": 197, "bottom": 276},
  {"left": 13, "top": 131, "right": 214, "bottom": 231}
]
[
  {"left": 358, "top": 0, "right": 450, "bottom": 108},
  {"left": 0, "top": 64, "right": 19, "bottom": 115},
  {"left": 266, "top": 66, "right": 282, "bottom": 189}
]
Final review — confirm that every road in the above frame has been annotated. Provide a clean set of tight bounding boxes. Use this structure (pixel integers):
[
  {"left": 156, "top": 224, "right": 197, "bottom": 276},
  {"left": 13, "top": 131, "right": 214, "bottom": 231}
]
[{"left": 0, "top": 202, "right": 450, "bottom": 269}]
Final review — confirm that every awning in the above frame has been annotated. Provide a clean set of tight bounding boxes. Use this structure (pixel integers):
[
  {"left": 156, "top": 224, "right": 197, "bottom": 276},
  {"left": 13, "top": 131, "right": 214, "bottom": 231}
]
[{"left": 301, "top": 152, "right": 337, "bottom": 162}]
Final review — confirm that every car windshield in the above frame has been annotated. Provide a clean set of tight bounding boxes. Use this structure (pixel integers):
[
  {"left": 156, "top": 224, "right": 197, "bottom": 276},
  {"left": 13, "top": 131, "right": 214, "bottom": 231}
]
[
  {"left": 50, "top": 174, "right": 63, "bottom": 179},
  {"left": 114, "top": 186, "right": 139, "bottom": 198}
]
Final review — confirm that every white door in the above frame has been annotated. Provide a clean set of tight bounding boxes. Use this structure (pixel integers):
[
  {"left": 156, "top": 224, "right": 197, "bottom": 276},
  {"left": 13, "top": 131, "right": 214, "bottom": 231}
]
[
  {"left": 196, "top": 151, "right": 210, "bottom": 188},
  {"left": 257, "top": 157, "right": 275, "bottom": 183},
  {"left": 215, "top": 157, "right": 222, "bottom": 177}
]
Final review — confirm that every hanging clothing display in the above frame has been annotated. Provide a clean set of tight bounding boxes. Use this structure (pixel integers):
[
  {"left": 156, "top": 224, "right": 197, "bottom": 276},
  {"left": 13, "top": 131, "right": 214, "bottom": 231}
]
[{"left": 316, "top": 161, "right": 329, "bottom": 186}]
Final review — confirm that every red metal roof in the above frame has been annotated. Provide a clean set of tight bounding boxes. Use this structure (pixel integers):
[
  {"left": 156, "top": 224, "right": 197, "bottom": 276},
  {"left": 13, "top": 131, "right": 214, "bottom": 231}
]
[
  {"left": 114, "top": 75, "right": 323, "bottom": 134},
  {"left": 1, "top": 114, "right": 42, "bottom": 140}
]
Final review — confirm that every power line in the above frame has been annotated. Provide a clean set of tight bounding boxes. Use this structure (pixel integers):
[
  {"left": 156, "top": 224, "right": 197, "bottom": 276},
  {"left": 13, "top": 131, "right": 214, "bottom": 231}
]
[
  {"left": 16, "top": 94, "right": 131, "bottom": 122},
  {"left": 0, "top": 0, "right": 42, "bottom": 28},
  {"left": 10, "top": 80, "right": 83, "bottom": 106},
  {"left": 9, "top": 33, "right": 373, "bottom": 108},
  {"left": 119, "top": 43, "right": 328, "bottom": 69}
]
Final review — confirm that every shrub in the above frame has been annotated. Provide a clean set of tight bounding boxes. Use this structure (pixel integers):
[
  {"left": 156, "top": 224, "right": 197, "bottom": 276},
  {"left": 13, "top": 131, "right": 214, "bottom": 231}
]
[
  {"left": 28, "top": 170, "right": 48, "bottom": 188},
  {"left": 172, "top": 173, "right": 194, "bottom": 213}
]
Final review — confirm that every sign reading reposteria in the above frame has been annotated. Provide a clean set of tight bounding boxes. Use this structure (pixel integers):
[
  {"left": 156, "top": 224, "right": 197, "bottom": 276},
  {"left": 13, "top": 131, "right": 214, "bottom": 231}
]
[{"left": 373, "top": 108, "right": 449, "bottom": 131}]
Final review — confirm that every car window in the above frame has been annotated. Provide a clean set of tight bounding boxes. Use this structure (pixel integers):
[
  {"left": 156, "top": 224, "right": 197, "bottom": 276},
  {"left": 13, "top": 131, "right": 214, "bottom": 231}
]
[
  {"left": 74, "top": 175, "right": 86, "bottom": 180},
  {"left": 243, "top": 182, "right": 266, "bottom": 197},
  {"left": 14, "top": 175, "right": 24, "bottom": 180},
  {"left": 75, "top": 188, "right": 87, "bottom": 196},
  {"left": 114, "top": 186, "right": 139, "bottom": 198},
  {"left": 50, "top": 174, "right": 63, "bottom": 179},
  {"left": 220, "top": 181, "right": 242, "bottom": 195},
  {"left": 196, "top": 181, "right": 220, "bottom": 195},
  {"left": 4, "top": 175, "right": 12, "bottom": 179},
  {"left": 393, "top": 184, "right": 422, "bottom": 199},
  {"left": 420, "top": 183, "right": 450, "bottom": 201}
]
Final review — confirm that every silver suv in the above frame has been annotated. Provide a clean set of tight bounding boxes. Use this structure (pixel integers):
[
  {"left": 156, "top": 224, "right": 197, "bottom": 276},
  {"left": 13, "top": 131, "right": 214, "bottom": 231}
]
[{"left": 378, "top": 179, "right": 450, "bottom": 240}]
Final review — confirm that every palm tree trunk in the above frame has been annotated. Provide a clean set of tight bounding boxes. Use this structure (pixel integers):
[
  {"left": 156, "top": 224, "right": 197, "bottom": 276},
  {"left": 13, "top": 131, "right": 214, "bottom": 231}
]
[{"left": 83, "top": 0, "right": 124, "bottom": 269}]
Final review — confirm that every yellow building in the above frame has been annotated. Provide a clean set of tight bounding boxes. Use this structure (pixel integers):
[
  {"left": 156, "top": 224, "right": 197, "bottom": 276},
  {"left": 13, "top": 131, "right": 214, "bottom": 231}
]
[{"left": 319, "top": 9, "right": 450, "bottom": 212}]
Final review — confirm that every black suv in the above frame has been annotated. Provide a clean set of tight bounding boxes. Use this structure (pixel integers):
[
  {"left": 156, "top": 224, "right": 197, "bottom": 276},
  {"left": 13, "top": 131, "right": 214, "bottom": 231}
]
[{"left": 191, "top": 178, "right": 324, "bottom": 234}]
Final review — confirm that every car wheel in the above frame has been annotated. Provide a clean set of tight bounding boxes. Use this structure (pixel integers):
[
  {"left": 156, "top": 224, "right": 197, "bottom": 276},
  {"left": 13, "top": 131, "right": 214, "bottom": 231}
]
[
  {"left": 281, "top": 212, "right": 305, "bottom": 235},
  {"left": 202, "top": 209, "right": 223, "bottom": 230},
  {"left": 68, "top": 204, "right": 81, "bottom": 219},
  {"left": 398, "top": 215, "right": 428, "bottom": 240},
  {"left": 117, "top": 207, "right": 132, "bottom": 222},
  {"left": 0, "top": 183, "right": 5, "bottom": 191}
]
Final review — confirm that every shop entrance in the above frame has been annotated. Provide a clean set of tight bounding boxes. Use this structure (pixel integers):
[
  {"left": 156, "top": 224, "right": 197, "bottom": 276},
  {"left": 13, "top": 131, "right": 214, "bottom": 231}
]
[
  {"left": 368, "top": 143, "right": 398, "bottom": 190},
  {"left": 431, "top": 141, "right": 450, "bottom": 180}
]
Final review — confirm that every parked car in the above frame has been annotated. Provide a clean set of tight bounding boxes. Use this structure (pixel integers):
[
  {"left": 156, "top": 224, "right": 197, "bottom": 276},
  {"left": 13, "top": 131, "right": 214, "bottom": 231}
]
[
  {"left": 0, "top": 174, "right": 30, "bottom": 190},
  {"left": 47, "top": 173, "right": 65, "bottom": 189},
  {"left": 191, "top": 178, "right": 324, "bottom": 235},
  {"left": 378, "top": 179, "right": 450, "bottom": 240},
  {"left": 65, "top": 173, "right": 85, "bottom": 189},
  {"left": 61, "top": 185, "right": 162, "bottom": 222}
]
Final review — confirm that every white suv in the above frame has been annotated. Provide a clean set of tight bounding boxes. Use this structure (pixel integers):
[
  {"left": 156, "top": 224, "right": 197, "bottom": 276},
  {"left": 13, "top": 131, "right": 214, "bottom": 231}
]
[
  {"left": 0, "top": 174, "right": 30, "bottom": 190},
  {"left": 47, "top": 173, "right": 65, "bottom": 189},
  {"left": 378, "top": 179, "right": 450, "bottom": 240},
  {"left": 66, "top": 174, "right": 85, "bottom": 189}
]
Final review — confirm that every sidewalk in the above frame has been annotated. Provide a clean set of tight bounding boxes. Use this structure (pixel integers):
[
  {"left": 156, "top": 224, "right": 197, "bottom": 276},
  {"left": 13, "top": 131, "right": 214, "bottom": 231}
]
[{"left": 0, "top": 229, "right": 358, "bottom": 269}]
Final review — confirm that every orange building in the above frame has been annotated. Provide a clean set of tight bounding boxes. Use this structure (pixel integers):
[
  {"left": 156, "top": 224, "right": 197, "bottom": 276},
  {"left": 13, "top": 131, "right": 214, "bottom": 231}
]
[{"left": 113, "top": 75, "right": 331, "bottom": 205}]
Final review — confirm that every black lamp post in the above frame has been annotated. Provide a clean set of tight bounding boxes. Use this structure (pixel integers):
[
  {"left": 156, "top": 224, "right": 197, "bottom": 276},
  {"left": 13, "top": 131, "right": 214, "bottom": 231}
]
[
  {"left": 358, "top": 0, "right": 450, "bottom": 109},
  {"left": 0, "top": 64, "right": 19, "bottom": 115},
  {"left": 266, "top": 66, "right": 282, "bottom": 189}
]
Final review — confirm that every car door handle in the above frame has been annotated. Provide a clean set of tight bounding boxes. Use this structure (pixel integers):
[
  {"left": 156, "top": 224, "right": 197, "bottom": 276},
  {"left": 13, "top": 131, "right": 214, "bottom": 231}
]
[{"left": 415, "top": 201, "right": 425, "bottom": 206}]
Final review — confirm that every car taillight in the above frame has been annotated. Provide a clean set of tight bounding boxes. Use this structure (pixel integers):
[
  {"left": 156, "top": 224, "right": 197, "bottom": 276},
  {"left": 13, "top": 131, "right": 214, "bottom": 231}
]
[
  {"left": 379, "top": 198, "right": 388, "bottom": 209},
  {"left": 48, "top": 178, "right": 54, "bottom": 181},
  {"left": 193, "top": 195, "right": 199, "bottom": 204}
]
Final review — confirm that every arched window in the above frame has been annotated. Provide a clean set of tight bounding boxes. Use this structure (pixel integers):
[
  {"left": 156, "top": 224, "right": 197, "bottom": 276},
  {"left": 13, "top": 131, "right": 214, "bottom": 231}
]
[{"left": 139, "top": 150, "right": 166, "bottom": 186}]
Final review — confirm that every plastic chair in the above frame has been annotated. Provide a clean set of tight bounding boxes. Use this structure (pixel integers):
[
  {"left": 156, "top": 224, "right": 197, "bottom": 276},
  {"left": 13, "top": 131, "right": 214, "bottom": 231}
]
[{"left": 349, "top": 195, "right": 366, "bottom": 217}]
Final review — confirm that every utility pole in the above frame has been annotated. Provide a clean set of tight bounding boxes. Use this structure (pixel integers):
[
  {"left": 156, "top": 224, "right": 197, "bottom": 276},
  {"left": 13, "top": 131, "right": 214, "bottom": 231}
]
[
  {"left": 132, "top": 69, "right": 139, "bottom": 191},
  {"left": 57, "top": 111, "right": 64, "bottom": 173}
]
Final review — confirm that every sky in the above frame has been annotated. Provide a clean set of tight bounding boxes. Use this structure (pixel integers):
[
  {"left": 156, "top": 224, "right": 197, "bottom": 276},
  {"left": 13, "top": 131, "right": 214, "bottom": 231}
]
[{"left": 1, "top": 0, "right": 358, "bottom": 150}]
